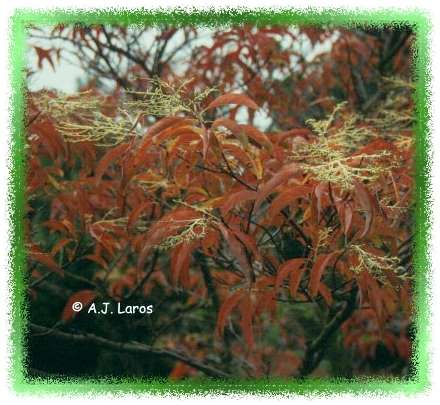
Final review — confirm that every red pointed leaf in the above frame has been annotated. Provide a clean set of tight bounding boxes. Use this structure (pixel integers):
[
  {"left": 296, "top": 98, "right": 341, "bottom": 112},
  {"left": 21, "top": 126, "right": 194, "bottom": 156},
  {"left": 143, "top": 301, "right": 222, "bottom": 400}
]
[
  {"left": 170, "top": 242, "right": 196, "bottom": 287},
  {"left": 289, "top": 267, "right": 306, "bottom": 299},
  {"left": 308, "top": 252, "right": 337, "bottom": 297},
  {"left": 267, "top": 186, "right": 313, "bottom": 218},
  {"left": 50, "top": 238, "right": 75, "bottom": 256},
  {"left": 275, "top": 258, "right": 305, "bottom": 294},
  {"left": 95, "top": 143, "right": 130, "bottom": 184},
  {"left": 220, "top": 189, "right": 257, "bottom": 216},
  {"left": 137, "top": 208, "right": 200, "bottom": 270},
  {"left": 230, "top": 229, "right": 261, "bottom": 261},
  {"left": 154, "top": 124, "right": 200, "bottom": 145},
  {"left": 206, "top": 93, "right": 259, "bottom": 111},
  {"left": 240, "top": 125, "right": 273, "bottom": 152},
  {"left": 354, "top": 182, "right": 375, "bottom": 238},
  {"left": 29, "top": 245, "right": 64, "bottom": 277},
  {"left": 147, "top": 116, "right": 189, "bottom": 138},
  {"left": 314, "top": 183, "right": 328, "bottom": 224},
  {"left": 216, "top": 289, "right": 244, "bottom": 337},
  {"left": 211, "top": 117, "right": 242, "bottom": 134},
  {"left": 318, "top": 283, "right": 333, "bottom": 306},
  {"left": 254, "top": 163, "right": 299, "bottom": 212},
  {"left": 343, "top": 203, "right": 353, "bottom": 235},
  {"left": 218, "top": 224, "right": 252, "bottom": 279},
  {"left": 128, "top": 201, "right": 153, "bottom": 231},
  {"left": 83, "top": 253, "right": 108, "bottom": 270}
]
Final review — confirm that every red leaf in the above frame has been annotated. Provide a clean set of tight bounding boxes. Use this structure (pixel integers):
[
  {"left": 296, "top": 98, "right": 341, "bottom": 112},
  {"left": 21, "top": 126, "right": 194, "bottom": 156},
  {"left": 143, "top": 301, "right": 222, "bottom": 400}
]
[
  {"left": 83, "top": 253, "right": 108, "bottom": 270},
  {"left": 289, "top": 267, "right": 306, "bottom": 299},
  {"left": 275, "top": 128, "right": 313, "bottom": 143},
  {"left": 169, "top": 362, "right": 194, "bottom": 379},
  {"left": 127, "top": 201, "right": 153, "bottom": 231},
  {"left": 361, "top": 271, "right": 384, "bottom": 322},
  {"left": 42, "top": 219, "right": 69, "bottom": 234},
  {"left": 335, "top": 200, "right": 354, "bottom": 236},
  {"left": 343, "top": 202, "right": 353, "bottom": 235},
  {"left": 154, "top": 124, "right": 200, "bottom": 145},
  {"left": 230, "top": 229, "right": 261, "bottom": 261},
  {"left": 254, "top": 163, "right": 299, "bottom": 212},
  {"left": 211, "top": 117, "right": 242, "bottom": 135},
  {"left": 216, "top": 289, "right": 243, "bottom": 337},
  {"left": 205, "top": 93, "right": 259, "bottom": 111},
  {"left": 314, "top": 183, "right": 328, "bottom": 224},
  {"left": 146, "top": 116, "right": 187, "bottom": 138},
  {"left": 355, "top": 139, "right": 396, "bottom": 156},
  {"left": 50, "top": 238, "right": 75, "bottom": 256},
  {"left": 354, "top": 182, "right": 375, "bottom": 238},
  {"left": 222, "top": 143, "right": 253, "bottom": 167},
  {"left": 212, "top": 119, "right": 272, "bottom": 152},
  {"left": 201, "top": 127, "right": 210, "bottom": 160},
  {"left": 34, "top": 46, "right": 55, "bottom": 70},
  {"left": 29, "top": 245, "right": 64, "bottom": 277},
  {"left": 95, "top": 143, "right": 130, "bottom": 184},
  {"left": 318, "top": 283, "right": 333, "bottom": 306},
  {"left": 308, "top": 252, "right": 337, "bottom": 297},
  {"left": 61, "top": 290, "right": 97, "bottom": 322},
  {"left": 30, "top": 120, "right": 64, "bottom": 159},
  {"left": 218, "top": 223, "right": 252, "bottom": 279},
  {"left": 240, "top": 125, "right": 273, "bottom": 152},
  {"left": 211, "top": 118, "right": 248, "bottom": 149},
  {"left": 168, "top": 130, "right": 200, "bottom": 151},
  {"left": 170, "top": 242, "right": 196, "bottom": 287},
  {"left": 220, "top": 189, "right": 257, "bottom": 216},
  {"left": 275, "top": 258, "right": 305, "bottom": 294},
  {"left": 137, "top": 208, "right": 200, "bottom": 270},
  {"left": 266, "top": 186, "right": 313, "bottom": 218}
]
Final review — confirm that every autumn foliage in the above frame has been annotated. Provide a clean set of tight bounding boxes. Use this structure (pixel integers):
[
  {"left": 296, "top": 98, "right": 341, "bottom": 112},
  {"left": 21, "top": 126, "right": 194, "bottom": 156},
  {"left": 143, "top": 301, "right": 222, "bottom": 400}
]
[{"left": 26, "top": 24, "right": 414, "bottom": 378}]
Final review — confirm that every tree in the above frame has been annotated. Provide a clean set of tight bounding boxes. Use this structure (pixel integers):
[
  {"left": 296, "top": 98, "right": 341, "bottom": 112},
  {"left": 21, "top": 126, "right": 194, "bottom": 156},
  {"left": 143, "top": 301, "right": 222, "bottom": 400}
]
[{"left": 25, "top": 24, "right": 414, "bottom": 378}]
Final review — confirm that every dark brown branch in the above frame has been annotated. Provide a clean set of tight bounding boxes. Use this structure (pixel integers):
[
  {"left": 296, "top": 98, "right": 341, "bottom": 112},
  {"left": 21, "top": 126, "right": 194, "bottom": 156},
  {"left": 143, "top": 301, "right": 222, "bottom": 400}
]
[
  {"left": 85, "top": 29, "right": 130, "bottom": 90},
  {"left": 28, "top": 271, "right": 53, "bottom": 289},
  {"left": 29, "top": 323, "right": 230, "bottom": 378},
  {"left": 152, "top": 28, "right": 174, "bottom": 77},
  {"left": 99, "top": 27, "right": 153, "bottom": 77},
  {"left": 298, "top": 285, "right": 358, "bottom": 377}
]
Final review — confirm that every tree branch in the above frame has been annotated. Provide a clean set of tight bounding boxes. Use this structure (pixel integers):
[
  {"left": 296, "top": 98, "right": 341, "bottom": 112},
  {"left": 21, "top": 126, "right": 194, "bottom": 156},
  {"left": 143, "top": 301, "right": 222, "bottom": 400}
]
[
  {"left": 297, "top": 285, "right": 358, "bottom": 377},
  {"left": 29, "top": 323, "right": 230, "bottom": 378}
]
